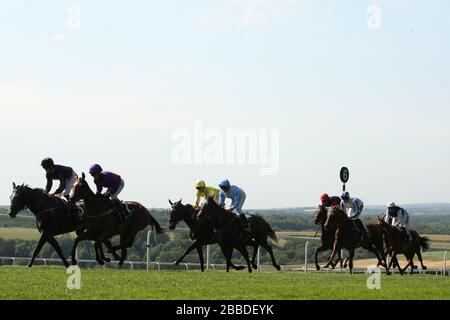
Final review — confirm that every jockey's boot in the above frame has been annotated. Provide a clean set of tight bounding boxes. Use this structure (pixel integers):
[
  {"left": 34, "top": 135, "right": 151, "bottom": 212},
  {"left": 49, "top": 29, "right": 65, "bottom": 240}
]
[
  {"left": 355, "top": 219, "right": 369, "bottom": 242},
  {"left": 111, "top": 198, "right": 125, "bottom": 222},
  {"left": 239, "top": 214, "right": 250, "bottom": 230},
  {"left": 403, "top": 228, "right": 413, "bottom": 244}
]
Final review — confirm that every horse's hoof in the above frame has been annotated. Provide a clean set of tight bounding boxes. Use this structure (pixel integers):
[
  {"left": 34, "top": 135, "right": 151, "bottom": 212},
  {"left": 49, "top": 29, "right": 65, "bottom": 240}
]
[
  {"left": 422, "top": 266, "right": 428, "bottom": 271},
  {"left": 97, "top": 260, "right": 105, "bottom": 266},
  {"left": 275, "top": 265, "right": 281, "bottom": 271},
  {"left": 248, "top": 268, "right": 253, "bottom": 273},
  {"left": 236, "top": 266, "right": 246, "bottom": 271},
  {"left": 27, "top": 264, "right": 33, "bottom": 268},
  {"left": 252, "top": 264, "right": 258, "bottom": 269},
  {"left": 316, "top": 265, "right": 321, "bottom": 271},
  {"left": 173, "top": 261, "right": 180, "bottom": 266},
  {"left": 71, "top": 260, "right": 77, "bottom": 266},
  {"left": 104, "top": 258, "right": 111, "bottom": 263}
]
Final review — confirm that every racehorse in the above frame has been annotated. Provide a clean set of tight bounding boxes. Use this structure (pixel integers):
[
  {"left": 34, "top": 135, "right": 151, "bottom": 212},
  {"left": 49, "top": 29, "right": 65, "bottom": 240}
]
[
  {"left": 168, "top": 199, "right": 245, "bottom": 272},
  {"left": 69, "top": 173, "right": 163, "bottom": 268},
  {"left": 198, "top": 197, "right": 281, "bottom": 273},
  {"left": 377, "top": 217, "right": 429, "bottom": 275},
  {"left": 314, "top": 205, "right": 344, "bottom": 270},
  {"left": 324, "top": 206, "right": 388, "bottom": 274}
]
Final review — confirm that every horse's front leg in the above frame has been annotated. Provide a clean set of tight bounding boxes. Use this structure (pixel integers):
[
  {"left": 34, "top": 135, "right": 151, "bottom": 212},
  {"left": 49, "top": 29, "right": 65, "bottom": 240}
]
[
  {"left": 331, "top": 249, "right": 342, "bottom": 269},
  {"left": 28, "top": 232, "right": 48, "bottom": 268},
  {"left": 98, "top": 242, "right": 110, "bottom": 263},
  {"left": 175, "top": 241, "right": 199, "bottom": 265},
  {"left": 71, "top": 231, "right": 90, "bottom": 265},
  {"left": 325, "top": 237, "right": 341, "bottom": 269},
  {"left": 392, "top": 253, "right": 404, "bottom": 275},
  {"left": 315, "top": 245, "right": 327, "bottom": 271},
  {"left": 93, "top": 241, "right": 105, "bottom": 265},
  {"left": 103, "top": 240, "right": 120, "bottom": 261}
]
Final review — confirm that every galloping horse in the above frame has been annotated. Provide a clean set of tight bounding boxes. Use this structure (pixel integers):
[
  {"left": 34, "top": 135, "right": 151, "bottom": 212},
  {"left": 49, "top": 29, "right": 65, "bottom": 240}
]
[
  {"left": 8, "top": 183, "right": 77, "bottom": 267},
  {"left": 199, "top": 197, "right": 281, "bottom": 273},
  {"left": 324, "top": 207, "right": 388, "bottom": 274},
  {"left": 69, "top": 173, "right": 163, "bottom": 268},
  {"left": 168, "top": 199, "right": 245, "bottom": 272},
  {"left": 377, "top": 217, "right": 429, "bottom": 275},
  {"left": 314, "top": 206, "right": 344, "bottom": 270}
]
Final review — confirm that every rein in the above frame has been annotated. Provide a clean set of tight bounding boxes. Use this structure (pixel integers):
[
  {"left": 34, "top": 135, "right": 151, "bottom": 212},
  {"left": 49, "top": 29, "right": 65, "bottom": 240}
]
[{"left": 85, "top": 210, "right": 114, "bottom": 219}]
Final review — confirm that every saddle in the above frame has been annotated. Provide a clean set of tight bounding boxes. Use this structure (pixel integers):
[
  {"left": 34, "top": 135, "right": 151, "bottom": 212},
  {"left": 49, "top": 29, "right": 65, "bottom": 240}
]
[{"left": 111, "top": 201, "right": 135, "bottom": 222}]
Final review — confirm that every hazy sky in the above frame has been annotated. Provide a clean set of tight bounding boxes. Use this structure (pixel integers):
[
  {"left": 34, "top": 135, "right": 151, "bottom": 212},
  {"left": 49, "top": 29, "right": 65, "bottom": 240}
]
[{"left": 1, "top": 0, "right": 450, "bottom": 208}]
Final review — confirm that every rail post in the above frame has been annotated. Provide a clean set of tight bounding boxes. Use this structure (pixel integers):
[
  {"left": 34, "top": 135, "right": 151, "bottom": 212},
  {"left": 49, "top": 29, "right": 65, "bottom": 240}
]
[
  {"left": 11, "top": 257, "right": 15, "bottom": 266},
  {"left": 304, "top": 241, "right": 309, "bottom": 273},
  {"left": 257, "top": 247, "right": 261, "bottom": 272},
  {"left": 444, "top": 251, "right": 447, "bottom": 276},
  {"left": 206, "top": 245, "right": 210, "bottom": 271},
  {"left": 146, "top": 230, "right": 152, "bottom": 271}
]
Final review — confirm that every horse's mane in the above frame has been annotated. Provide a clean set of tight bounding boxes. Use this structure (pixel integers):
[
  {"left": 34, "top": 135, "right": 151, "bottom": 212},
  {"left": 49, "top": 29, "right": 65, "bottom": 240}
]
[
  {"left": 18, "top": 185, "right": 51, "bottom": 199},
  {"left": 329, "top": 206, "right": 345, "bottom": 215}
]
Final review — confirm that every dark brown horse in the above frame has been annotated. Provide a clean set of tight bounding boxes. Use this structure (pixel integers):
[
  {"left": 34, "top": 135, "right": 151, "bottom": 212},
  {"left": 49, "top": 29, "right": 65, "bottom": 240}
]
[
  {"left": 8, "top": 183, "right": 81, "bottom": 268},
  {"left": 199, "top": 197, "right": 281, "bottom": 273},
  {"left": 314, "top": 205, "right": 344, "bottom": 270},
  {"left": 377, "top": 217, "right": 429, "bottom": 275},
  {"left": 69, "top": 173, "right": 163, "bottom": 268},
  {"left": 324, "top": 207, "right": 388, "bottom": 274},
  {"left": 168, "top": 199, "right": 246, "bottom": 272}
]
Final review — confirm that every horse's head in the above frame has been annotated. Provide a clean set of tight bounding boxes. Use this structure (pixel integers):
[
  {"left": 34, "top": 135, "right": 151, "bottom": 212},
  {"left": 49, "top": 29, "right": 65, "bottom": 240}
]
[
  {"left": 168, "top": 199, "right": 186, "bottom": 230},
  {"left": 314, "top": 205, "right": 328, "bottom": 226},
  {"left": 70, "top": 172, "right": 92, "bottom": 202},
  {"left": 377, "top": 215, "right": 390, "bottom": 230},
  {"left": 324, "top": 206, "right": 347, "bottom": 229},
  {"left": 198, "top": 196, "right": 223, "bottom": 225},
  {"left": 9, "top": 183, "right": 28, "bottom": 218}
]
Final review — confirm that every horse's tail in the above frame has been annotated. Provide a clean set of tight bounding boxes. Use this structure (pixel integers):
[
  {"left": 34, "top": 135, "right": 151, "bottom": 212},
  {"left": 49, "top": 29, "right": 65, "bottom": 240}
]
[
  {"left": 419, "top": 236, "right": 430, "bottom": 251},
  {"left": 266, "top": 222, "right": 279, "bottom": 243},
  {"left": 147, "top": 210, "right": 163, "bottom": 234}
]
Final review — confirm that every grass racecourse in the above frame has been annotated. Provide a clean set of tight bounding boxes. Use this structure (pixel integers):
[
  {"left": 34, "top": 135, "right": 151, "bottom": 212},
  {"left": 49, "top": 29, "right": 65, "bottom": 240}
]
[{"left": 0, "top": 267, "right": 449, "bottom": 300}]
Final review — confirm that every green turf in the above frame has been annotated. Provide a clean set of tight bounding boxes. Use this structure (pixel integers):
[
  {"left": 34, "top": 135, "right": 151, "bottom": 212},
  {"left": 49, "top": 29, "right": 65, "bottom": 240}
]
[
  {"left": 0, "top": 267, "right": 449, "bottom": 300},
  {"left": 0, "top": 228, "right": 41, "bottom": 240}
]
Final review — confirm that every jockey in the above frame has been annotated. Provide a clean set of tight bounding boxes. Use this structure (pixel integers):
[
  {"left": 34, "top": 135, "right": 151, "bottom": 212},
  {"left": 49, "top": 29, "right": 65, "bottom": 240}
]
[
  {"left": 89, "top": 164, "right": 125, "bottom": 207},
  {"left": 41, "top": 158, "right": 78, "bottom": 201},
  {"left": 320, "top": 193, "right": 341, "bottom": 209},
  {"left": 384, "top": 202, "right": 412, "bottom": 241},
  {"left": 340, "top": 191, "right": 369, "bottom": 239},
  {"left": 218, "top": 179, "right": 249, "bottom": 228},
  {"left": 194, "top": 181, "right": 220, "bottom": 208}
]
